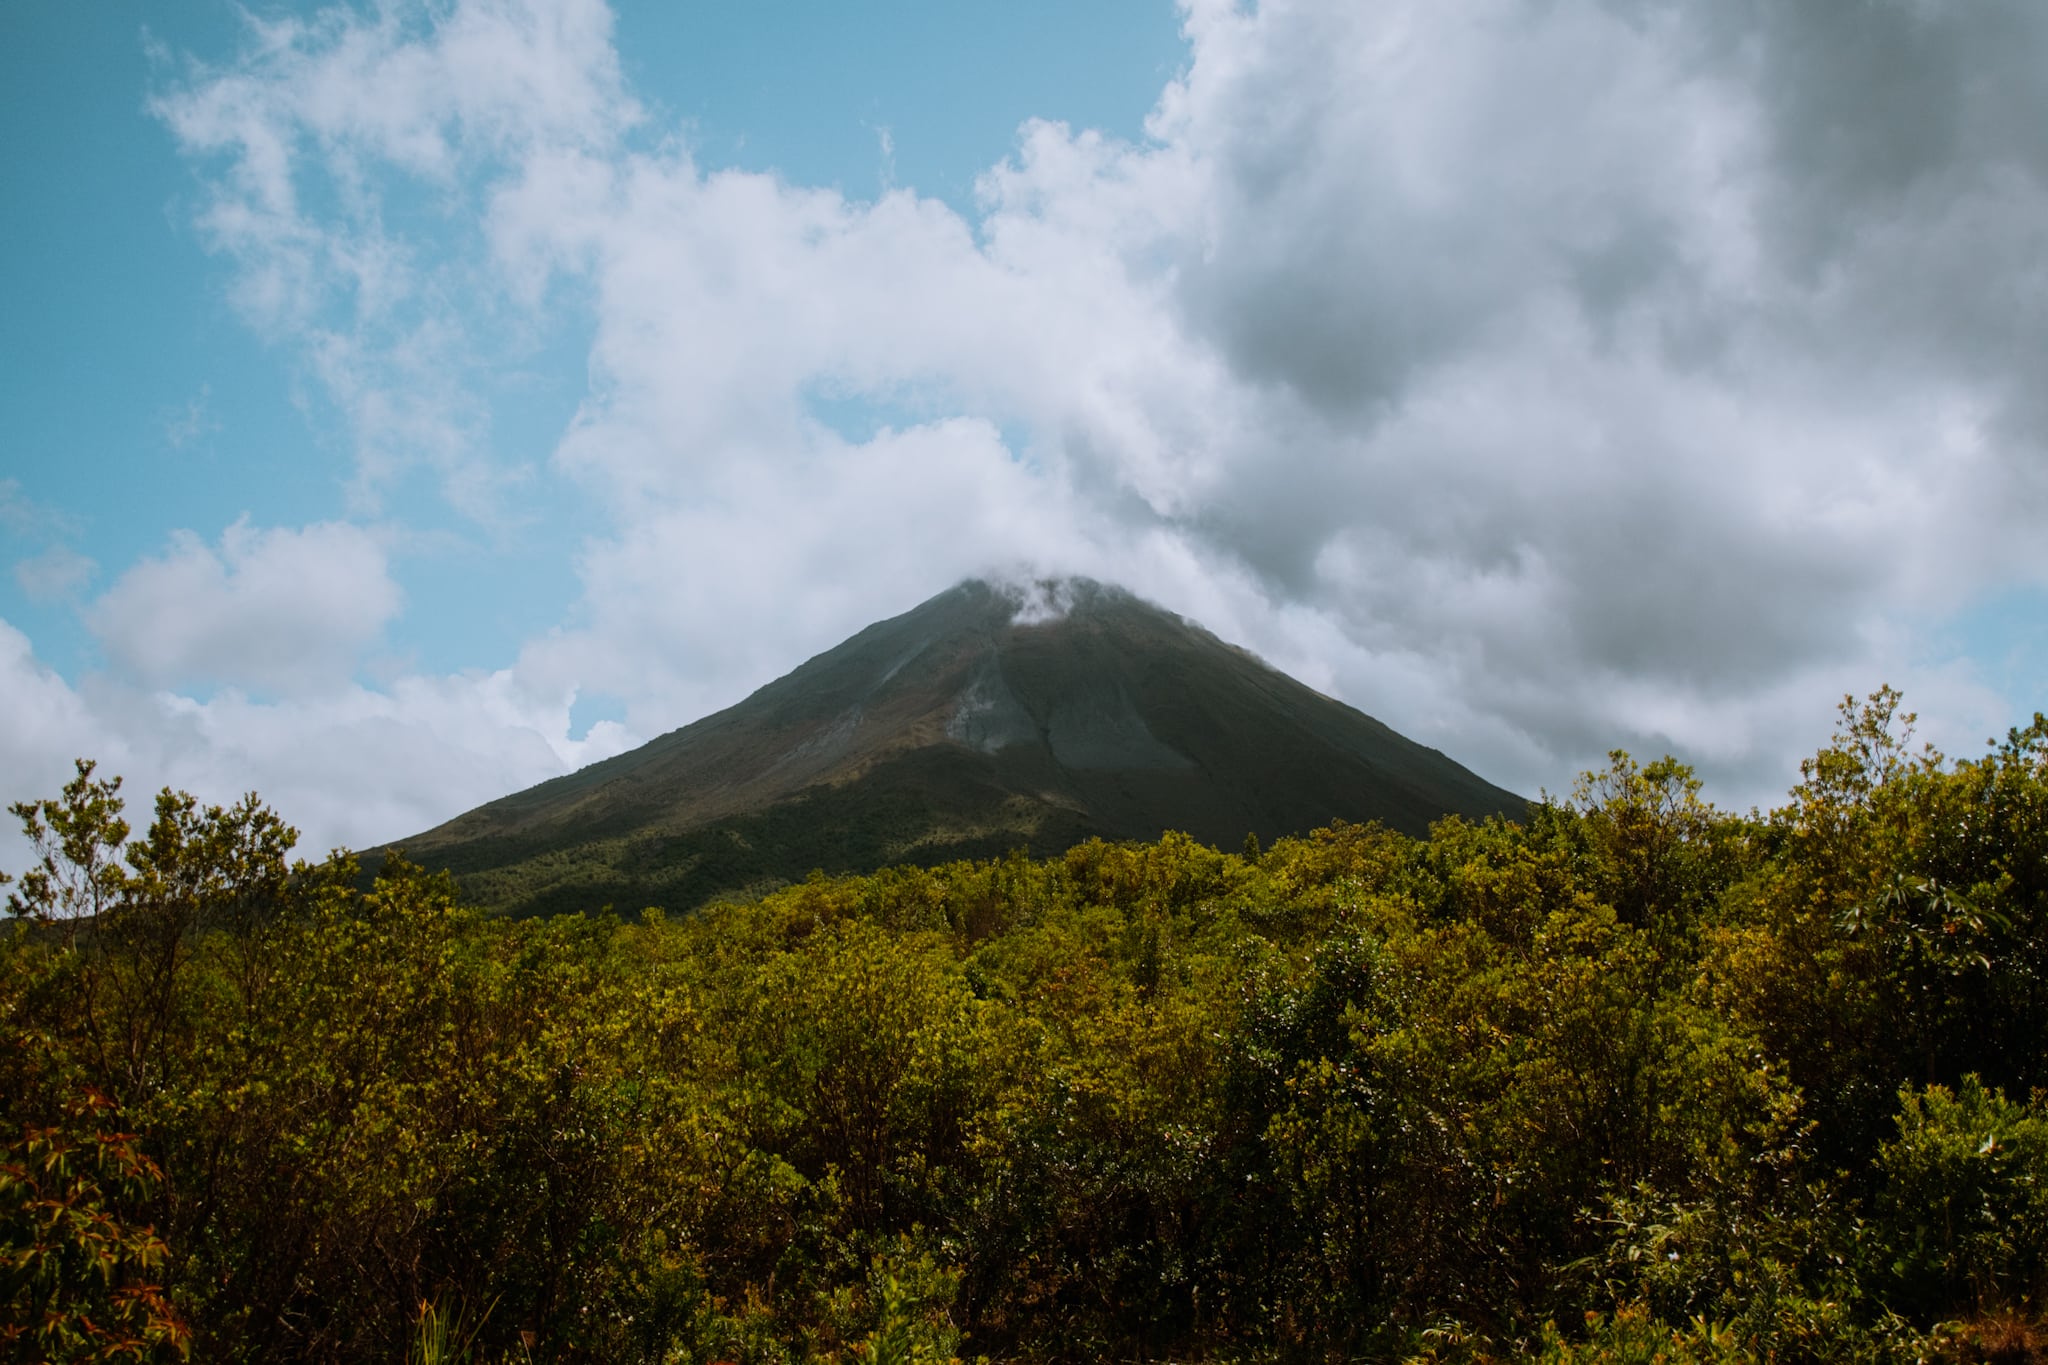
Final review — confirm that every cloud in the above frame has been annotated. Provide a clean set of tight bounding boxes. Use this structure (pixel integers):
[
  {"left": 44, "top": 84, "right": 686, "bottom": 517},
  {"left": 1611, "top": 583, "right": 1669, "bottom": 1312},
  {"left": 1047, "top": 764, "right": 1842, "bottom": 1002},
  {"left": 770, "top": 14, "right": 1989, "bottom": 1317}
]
[
  {"left": 103, "top": 0, "right": 2048, "bottom": 834},
  {"left": 0, "top": 479, "right": 84, "bottom": 542},
  {"left": 13, "top": 546, "right": 97, "bottom": 604},
  {"left": 0, "top": 619, "right": 114, "bottom": 773},
  {"left": 3, "top": 484, "right": 95, "bottom": 604},
  {"left": 0, "top": 616, "right": 634, "bottom": 867},
  {"left": 88, "top": 519, "right": 402, "bottom": 695},
  {"left": 519, "top": 416, "right": 1145, "bottom": 723},
  {"left": 149, "top": 0, "right": 641, "bottom": 522},
  {"left": 970, "top": 0, "right": 2048, "bottom": 795},
  {"left": 128, "top": 669, "right": 634, "bottom": 859},
  {"left": 161, "top": 386, "right": 222, "bottom": 450}
]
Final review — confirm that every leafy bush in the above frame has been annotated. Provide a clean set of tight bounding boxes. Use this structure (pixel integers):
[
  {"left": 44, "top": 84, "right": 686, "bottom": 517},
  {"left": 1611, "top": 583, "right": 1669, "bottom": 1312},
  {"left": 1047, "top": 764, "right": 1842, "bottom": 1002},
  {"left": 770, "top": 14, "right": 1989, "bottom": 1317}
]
[
  {"left": 1873, "top": 1078, "right": 2048, "bottom": 1321},
  {"left": 0, "top": 1090, "right": 189, "bottom": 1363},
  {"left": 4, "top": 694, "right": 2048, "bottom": 1359}
]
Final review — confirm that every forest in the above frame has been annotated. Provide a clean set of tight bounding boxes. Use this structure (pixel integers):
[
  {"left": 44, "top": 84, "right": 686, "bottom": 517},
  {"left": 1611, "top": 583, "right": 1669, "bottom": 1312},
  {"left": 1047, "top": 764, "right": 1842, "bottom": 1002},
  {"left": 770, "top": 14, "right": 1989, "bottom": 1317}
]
[{"left": 4, "top": 688, "right": 2048, "bottom": 1363}]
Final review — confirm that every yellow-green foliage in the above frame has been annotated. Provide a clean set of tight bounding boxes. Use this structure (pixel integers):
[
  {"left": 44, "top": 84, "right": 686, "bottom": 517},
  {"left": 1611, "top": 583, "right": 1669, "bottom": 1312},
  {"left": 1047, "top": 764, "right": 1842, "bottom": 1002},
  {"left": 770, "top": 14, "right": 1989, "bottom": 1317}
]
[{"left": 4, "top": 692, "right": 2048, "bottom": 1362}]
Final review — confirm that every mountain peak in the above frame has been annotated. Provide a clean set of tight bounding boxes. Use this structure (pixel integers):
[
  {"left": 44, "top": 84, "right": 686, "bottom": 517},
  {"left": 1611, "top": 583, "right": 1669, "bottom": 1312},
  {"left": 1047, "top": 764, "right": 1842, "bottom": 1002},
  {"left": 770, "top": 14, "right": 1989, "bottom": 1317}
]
[
  {"left": 391, "top": 579, "right": 1524, "bottom": 915},
  {"left": 978, "top": 573, "right": 1133, "bottom": 625}
]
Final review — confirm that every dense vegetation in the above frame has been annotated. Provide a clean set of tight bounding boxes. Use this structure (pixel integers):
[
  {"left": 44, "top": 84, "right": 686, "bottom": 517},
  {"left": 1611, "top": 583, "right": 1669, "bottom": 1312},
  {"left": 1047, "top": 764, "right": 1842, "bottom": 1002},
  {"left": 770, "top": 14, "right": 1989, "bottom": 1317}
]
[{"left": 5, "top": 689, "right": 2048, "bottom": 1362}]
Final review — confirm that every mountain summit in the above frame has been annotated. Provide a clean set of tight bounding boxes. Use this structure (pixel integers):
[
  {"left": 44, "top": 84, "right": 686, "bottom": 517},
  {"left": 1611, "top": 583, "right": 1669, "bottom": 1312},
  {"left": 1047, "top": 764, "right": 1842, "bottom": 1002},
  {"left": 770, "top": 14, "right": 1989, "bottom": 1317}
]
[{"left": 393, "top": 578, "right": 1524, "bottom": 915}]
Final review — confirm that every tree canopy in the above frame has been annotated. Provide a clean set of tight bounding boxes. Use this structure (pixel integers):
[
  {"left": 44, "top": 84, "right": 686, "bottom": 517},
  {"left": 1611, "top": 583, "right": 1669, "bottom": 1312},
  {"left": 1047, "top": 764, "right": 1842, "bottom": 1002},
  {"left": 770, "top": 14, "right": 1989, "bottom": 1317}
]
[{"left": 5, "top": 690, "right": 2048, "bottom": 1362}]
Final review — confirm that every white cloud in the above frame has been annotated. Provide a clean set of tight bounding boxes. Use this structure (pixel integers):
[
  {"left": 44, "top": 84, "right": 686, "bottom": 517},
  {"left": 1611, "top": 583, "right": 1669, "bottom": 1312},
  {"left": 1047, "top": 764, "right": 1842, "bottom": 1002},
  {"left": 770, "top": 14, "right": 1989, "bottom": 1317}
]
[
  {"left": 0, "top": 619, "right": 118, "bottom": 777},
  {"left": 520, "top": 416, "right": 1138, "bottom": 724},
  {"left": 149, "top": 0, "right": 641, "bottom": 523},
  {"left": 88, "top": 519, "right": 402, "bottom": 695},
  {"left": 130, "top": 669, "right": 634, "bottom": 859},
  {"left": 0, "top": 617, "right": 634, "bottom": 869},
  {"left": 92, "top": 0, "right": 2048, "bottom": 839}
]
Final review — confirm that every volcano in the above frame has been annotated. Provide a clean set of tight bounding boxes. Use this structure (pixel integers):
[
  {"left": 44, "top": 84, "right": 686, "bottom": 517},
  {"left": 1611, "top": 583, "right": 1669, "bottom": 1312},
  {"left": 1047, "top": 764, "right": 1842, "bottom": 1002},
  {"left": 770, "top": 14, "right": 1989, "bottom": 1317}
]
[{"left": 388, "top": 578, "right": 1524, "bottom": 915}]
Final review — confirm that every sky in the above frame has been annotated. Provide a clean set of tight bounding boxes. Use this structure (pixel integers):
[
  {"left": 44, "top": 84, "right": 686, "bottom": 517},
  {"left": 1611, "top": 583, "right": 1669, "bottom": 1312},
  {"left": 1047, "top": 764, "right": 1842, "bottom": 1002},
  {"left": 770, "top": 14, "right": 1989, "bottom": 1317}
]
[{"left": 3, "top": 0, "right": 2047, "bottom": 862}]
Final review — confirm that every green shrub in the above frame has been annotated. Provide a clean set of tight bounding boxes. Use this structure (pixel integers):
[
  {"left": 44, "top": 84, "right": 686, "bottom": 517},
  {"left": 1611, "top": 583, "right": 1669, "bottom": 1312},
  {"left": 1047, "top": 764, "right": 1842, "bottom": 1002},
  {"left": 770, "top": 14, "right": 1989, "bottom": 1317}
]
[{"left": 1873, "top": 1077, "right": 2048, "bottom": 1321}]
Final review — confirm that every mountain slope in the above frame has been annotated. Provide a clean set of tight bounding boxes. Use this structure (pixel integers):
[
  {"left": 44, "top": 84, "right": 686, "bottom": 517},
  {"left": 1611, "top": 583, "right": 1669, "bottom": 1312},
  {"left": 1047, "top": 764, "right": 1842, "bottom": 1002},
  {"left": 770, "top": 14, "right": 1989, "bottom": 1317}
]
[{"left": 390, "top": 578, "right": 1525, "bottom": 915}]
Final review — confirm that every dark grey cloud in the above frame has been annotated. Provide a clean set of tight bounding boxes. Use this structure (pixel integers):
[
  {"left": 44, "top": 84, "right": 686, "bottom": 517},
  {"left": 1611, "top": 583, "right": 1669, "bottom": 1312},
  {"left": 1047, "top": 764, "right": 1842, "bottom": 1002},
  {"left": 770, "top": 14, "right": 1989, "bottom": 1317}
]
[{"left": 1060, "top": 0, "right": 2048, "bottom": 798}]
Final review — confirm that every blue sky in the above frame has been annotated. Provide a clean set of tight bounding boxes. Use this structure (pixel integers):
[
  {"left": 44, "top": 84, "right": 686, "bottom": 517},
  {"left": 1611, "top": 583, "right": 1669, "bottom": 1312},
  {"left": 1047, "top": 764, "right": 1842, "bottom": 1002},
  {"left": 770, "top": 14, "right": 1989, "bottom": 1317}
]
[{"left": 3, "top": 0, "right": 2046, "bottom": 857}]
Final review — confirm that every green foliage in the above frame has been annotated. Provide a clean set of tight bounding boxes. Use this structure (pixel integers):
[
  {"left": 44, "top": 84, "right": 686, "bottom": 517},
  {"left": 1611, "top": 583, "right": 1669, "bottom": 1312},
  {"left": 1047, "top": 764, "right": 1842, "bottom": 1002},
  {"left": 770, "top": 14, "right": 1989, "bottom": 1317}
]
[
  {"left": 6, "top": 760, "right": 132, "bottom": 938},
  {"left": 1531, "top": 1304, "right": 1751, "bottom": 1364},
  {"left": 1873, "top": 1078, "right": 2048, "bottom": 1319},
  {"left": 0, "top": 1090, "right": 189, "bottom": 1362},
  {"left": 6, "top": 692, "right": 2048, "bottom": 1360}
]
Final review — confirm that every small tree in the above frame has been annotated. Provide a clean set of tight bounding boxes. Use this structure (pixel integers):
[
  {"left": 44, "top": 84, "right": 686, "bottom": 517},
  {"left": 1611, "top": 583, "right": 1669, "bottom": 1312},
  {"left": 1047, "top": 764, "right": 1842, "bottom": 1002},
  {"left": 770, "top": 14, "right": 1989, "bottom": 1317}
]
[{"left": 6, "top": 760, "right": 131, "bottom": 949}]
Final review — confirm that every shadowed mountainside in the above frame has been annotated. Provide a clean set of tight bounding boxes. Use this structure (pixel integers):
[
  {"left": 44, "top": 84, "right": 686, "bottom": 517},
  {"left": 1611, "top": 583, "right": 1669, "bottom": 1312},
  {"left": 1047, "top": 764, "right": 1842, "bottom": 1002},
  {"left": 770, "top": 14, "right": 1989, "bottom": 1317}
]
[{"left": 385, "top": 578, "right": 1525, "bottom": 915}]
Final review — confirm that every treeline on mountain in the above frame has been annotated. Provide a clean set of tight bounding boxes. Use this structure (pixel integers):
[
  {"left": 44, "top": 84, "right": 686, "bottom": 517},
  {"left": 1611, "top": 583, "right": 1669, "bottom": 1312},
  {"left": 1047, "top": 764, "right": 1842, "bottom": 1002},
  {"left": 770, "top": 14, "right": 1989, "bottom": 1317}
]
[{"left": 4, "top": 689, "right": 2048, "bottom": 1363}]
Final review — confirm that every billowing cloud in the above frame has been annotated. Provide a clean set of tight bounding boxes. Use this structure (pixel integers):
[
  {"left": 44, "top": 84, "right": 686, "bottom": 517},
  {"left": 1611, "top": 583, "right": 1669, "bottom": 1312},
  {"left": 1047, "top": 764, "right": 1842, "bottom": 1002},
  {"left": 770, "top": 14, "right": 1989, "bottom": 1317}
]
[
  {"left": 88, "top": 519, "right": 402, "bottom": 695},
  {"left": 11, "top": 0, "right": 2032, "bottom": 858},
  {"left": 499, "top": 0, "right": 2045, "bottom": 798}
]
